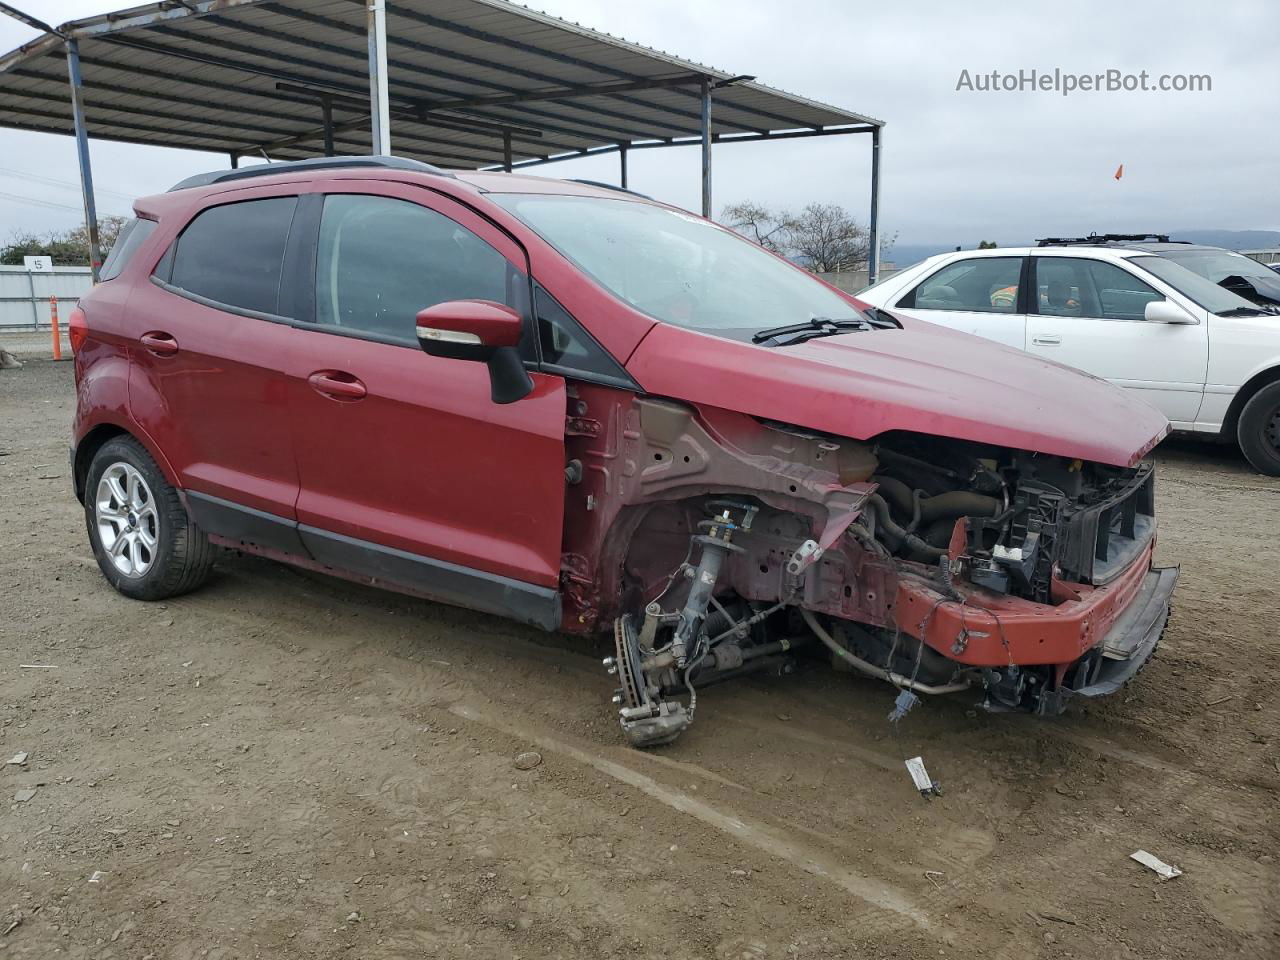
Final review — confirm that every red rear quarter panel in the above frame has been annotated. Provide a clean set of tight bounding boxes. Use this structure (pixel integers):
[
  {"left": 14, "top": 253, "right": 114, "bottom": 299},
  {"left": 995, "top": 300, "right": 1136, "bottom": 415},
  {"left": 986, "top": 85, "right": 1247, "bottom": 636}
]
[{"left": 73, "top": 249, "right": 181, "bottom": 489}]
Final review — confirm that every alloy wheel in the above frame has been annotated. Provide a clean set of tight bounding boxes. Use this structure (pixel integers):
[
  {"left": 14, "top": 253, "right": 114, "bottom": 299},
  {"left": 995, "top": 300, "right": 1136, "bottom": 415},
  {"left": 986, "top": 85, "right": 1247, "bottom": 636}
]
[{"left": 95, "top": 462, "right": 159, "bottom": 578}]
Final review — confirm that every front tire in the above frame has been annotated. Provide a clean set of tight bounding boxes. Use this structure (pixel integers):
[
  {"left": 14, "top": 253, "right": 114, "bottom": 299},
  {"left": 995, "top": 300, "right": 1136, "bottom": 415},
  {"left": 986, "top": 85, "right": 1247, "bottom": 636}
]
[
  {"left": 1237, "top": 382, "right": 1280, "bottom": 476},
  {"left": 84, "top": 437, "right": 214, "bottom": 600}
]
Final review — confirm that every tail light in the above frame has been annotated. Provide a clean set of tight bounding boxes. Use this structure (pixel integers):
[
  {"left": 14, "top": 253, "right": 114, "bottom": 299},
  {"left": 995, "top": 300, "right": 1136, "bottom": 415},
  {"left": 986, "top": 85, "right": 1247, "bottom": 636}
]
[{"left": 68, "top": 306, "right": 88, "bottom": 355}]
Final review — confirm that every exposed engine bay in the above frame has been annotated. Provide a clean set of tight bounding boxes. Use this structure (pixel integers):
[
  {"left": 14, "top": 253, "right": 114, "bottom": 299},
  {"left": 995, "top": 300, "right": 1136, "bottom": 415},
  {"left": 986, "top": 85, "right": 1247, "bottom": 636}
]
[{"left": 559, "top": 387, "right": 1173, "bottom": 748}]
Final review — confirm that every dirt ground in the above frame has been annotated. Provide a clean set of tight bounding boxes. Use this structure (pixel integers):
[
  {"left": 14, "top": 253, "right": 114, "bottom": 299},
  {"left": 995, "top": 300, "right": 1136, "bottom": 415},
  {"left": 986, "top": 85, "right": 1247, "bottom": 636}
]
[{"left": 2, "top": 350, "right": 1277, "bottom": 960}]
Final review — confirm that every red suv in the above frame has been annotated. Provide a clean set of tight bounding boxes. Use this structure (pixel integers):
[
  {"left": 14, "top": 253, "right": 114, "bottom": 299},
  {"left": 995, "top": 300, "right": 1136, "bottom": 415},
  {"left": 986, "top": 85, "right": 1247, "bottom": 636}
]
[{"left": 72, "top": 156, "right": 1176, "bottom": 747}]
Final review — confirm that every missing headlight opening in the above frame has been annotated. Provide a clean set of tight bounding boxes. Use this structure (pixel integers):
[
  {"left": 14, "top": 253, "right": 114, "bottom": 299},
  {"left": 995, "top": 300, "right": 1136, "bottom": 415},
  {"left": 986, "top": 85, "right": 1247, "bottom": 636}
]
[{"left": 558, "top": 389, "right": 1174, "bottom": 747}]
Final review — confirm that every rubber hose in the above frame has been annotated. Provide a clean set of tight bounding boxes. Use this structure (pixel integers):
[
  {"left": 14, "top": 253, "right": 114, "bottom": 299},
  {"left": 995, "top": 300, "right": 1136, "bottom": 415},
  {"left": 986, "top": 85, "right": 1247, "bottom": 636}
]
[
  {"left": 799, "top": 609, "right": 970, "bottom": 695},
  {"left": 877, "top": 463, "right": 951, "bottom": 496},
  {"left": 908, "top": 488, "right": 926, "bottom": 533},
  {"left": 917, "top": 491, "right": 1002, "bottom": 525},
  {"left": 870, "top": 474, "right": 914, "bottom": 518},
  {"left": 865, "top": 495, "right": 947, "bottom": 561},
  {"left": 922, "top": 516, "right": 961, "bottom": 548}
]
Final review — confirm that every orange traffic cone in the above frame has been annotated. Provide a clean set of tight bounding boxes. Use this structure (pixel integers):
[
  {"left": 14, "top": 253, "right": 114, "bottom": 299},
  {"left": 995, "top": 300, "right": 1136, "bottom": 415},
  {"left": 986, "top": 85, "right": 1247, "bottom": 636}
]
[{"left": 50, "top": 296, "right": 63, "bottom": 361}]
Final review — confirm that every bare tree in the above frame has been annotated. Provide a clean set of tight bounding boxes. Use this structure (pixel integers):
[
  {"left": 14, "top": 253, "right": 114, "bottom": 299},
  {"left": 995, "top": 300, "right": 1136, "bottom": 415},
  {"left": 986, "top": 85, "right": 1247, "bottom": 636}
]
[
  {"left": 722, "top": 200, "right": 890, "bottom": 273},
  {"left": 785, "top": 203, "right": 872, "bottom": 273},
  {"left": 1, "top": 215, "right": 129, "bottom": 267},
  {"left": 721, "top": 201, "right": 791, "bottom": 254}
]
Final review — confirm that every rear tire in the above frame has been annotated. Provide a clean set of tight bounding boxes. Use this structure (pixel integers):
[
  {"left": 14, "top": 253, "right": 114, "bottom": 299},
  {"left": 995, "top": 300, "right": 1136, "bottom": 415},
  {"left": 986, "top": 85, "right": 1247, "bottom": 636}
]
[
  {"left": 1237, "top": 382, "right": 1280, "bottom": 476},
  {"left": 84, "top": 436, "right": 214, "bottom": 600}
]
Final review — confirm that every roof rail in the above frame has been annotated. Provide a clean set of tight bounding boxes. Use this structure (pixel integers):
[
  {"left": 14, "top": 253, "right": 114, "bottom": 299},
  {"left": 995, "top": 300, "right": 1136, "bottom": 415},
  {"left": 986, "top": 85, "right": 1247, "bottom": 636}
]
[
  {"left": 1035, "top": 233, "right": 1182, "bottom": 247},
  {"left": 168, "top": 155, "right": 454, "bottom": 192},
  {"left": 565, "top": 178, "right": 653, "bottom": 200}
]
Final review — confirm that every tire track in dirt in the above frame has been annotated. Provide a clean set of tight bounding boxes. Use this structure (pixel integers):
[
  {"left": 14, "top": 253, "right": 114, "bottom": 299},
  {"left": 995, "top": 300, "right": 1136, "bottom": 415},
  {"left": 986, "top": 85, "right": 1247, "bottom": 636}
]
[
  {"left": 157, "top": 570, "right": 977, "bottom": 947},
  {"left": 69, "top": 557, "right": 967, "bottom": 941},
  {"left": 162, "top": 567, "right": 997, "bottom": 946},
  {"left": 446, "top": 700, "right": 940, "bottom": 936}
]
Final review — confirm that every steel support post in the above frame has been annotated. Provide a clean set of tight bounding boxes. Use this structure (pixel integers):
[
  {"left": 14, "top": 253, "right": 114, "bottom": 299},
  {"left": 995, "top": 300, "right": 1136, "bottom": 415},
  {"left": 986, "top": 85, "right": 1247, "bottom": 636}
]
[
  {"left": 366, "top": 0, "right": 391, "bottom": 154},
  {"left": 619, "top": 141, "right": 629, "bottom": 188},
  {"left": 867, "top": 126, "right": 882, "bottom": 285},
  {"left": 65, "top": 39, "right": 102, "bottom": 281},
  {"left": 26, "top": 268, "right": 38, "bottom": 327},
  {"left": 321, "top": 95, "right": 335, "bottom": 156},
  {"left": 700, "top": 79, "right": 712, "bottom": 218}
]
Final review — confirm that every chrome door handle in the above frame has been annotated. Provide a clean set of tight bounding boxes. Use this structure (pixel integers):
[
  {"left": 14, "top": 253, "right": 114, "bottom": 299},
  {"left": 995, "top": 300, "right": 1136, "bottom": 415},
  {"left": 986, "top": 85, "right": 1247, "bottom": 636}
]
[{"left": 1032, "top": 335, "right": 1062, "bottom": 346}]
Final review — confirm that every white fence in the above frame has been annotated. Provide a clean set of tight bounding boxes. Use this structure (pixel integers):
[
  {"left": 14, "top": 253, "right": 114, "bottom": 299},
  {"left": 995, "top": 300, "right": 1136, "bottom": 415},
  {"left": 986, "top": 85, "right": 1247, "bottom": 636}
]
[{"left": 0, "top": 265, "right": 94, "bottom": 330}]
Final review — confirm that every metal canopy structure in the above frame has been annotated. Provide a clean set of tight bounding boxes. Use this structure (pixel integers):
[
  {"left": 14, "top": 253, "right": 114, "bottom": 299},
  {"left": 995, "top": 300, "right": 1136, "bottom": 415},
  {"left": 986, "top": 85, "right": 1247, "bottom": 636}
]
[{"left": 0, "top": 0, "right": 884, "bottom": 281}]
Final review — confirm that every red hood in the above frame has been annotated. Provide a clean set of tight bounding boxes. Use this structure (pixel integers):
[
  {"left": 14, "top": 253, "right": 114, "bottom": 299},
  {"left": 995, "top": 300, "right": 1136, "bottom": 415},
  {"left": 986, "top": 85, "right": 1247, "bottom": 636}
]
[{"left": 625, "top": 315, "right": 1169, "bottom": 467}]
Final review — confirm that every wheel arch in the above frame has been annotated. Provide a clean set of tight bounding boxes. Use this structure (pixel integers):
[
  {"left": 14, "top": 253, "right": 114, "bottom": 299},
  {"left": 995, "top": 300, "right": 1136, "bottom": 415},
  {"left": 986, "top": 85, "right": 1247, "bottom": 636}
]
[
  {"left": 1221, "top": 365, "right": 1280, "bottom": 443},
  {"left": 73, "top": 420, "right": 179, "bottom": 504}
]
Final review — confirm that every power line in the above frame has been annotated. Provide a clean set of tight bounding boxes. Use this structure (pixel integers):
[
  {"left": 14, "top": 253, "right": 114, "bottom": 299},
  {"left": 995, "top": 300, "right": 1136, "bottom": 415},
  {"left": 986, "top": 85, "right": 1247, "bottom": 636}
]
[
  {"left": 0, "top": 165, "right": 136, "bottom": 202},
  {"left": 0, "top": 189, "right": 129, "bottom": 216}
]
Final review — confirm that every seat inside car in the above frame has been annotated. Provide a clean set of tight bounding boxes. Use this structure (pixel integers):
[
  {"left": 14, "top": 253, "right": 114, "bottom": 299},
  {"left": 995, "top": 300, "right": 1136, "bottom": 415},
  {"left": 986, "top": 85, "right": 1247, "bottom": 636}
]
[
  {"left": 1045, "top": 279, "right": 1081, "bottom": 316},
  {"left": 917, "top": 283, "right": 962, "bottom": 309}
]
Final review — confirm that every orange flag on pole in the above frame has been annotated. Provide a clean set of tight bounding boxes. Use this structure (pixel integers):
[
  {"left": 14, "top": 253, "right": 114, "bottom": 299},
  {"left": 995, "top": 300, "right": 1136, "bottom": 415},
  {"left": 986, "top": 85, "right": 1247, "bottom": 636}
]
[{"left": 1114, "top": 163, "right": 1124, "bottom": 180}]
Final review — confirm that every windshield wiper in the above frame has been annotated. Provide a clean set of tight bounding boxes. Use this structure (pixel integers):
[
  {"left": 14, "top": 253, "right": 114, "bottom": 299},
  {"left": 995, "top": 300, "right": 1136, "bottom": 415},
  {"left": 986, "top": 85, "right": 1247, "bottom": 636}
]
[
  {"left": 751, "top": 312, "right": 898, "bottom": 347},
  {"left": 1217, "top": 306, "right": 1276, "bottom": 317},
  {"left": 860, "top": 306, "right": 904, "bottom": 329}
]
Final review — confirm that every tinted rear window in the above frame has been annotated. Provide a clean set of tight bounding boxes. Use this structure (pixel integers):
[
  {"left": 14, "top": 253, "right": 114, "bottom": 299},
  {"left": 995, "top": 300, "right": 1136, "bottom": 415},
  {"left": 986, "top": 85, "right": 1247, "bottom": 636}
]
[
  {"left": 99, "top": 217, "right": 156, "bottom": 281},
  {"left": 169, "top": 197, "right": 297, "bottom": 315}
]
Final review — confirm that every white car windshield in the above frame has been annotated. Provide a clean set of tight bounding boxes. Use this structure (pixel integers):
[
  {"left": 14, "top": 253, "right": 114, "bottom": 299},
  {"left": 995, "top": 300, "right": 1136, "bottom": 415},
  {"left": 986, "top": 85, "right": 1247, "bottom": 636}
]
[
  {"left": 492, "top": 193, "right": 860, "bottom": 339},
  {"left": 1130, "top": 256, "right": 1265, "bottom": 315},
  {"left": 1158, "top": 248, "right": 1277, "bottom": 284}
]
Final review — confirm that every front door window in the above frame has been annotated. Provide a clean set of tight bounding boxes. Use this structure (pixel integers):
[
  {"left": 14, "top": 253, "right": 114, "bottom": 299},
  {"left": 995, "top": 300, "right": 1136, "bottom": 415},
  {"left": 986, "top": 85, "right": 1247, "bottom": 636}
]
[{"left": 313, "top": 193, "right": 525, "bottom": 345}]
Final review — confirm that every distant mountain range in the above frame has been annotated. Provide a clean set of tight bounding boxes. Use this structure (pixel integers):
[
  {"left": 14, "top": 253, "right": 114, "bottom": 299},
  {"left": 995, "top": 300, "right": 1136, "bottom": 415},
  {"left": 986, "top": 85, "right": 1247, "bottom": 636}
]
[
  {"left": 885, "top": 229, "right": 1280, "bottom": 269},
  {"left": 1171, "top": 229, "right": 1280, "bottom": 250}
]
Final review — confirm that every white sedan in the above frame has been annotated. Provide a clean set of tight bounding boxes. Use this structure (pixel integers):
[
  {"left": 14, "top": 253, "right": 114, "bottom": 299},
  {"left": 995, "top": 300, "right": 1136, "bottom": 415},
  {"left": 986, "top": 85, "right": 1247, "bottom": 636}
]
[{"left": 856, "top": 242, "right": 1280, "bottom": 474}]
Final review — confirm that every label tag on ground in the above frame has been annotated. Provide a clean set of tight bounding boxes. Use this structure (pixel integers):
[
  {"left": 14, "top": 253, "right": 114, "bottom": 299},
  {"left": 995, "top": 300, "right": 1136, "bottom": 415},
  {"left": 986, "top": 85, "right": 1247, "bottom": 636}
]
[
  {"left": 1130, "top": 849, "right": 1183, "bottom": 880},
  {"left": 904, "top": 756, "right": 935, "bottom": 794}
]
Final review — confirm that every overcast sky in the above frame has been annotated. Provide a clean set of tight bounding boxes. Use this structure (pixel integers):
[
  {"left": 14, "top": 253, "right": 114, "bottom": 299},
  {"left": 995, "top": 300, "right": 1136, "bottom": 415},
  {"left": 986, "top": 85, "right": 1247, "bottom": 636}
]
[{"left": 1, "top": 0, "right": 1276, "bottom": 252}]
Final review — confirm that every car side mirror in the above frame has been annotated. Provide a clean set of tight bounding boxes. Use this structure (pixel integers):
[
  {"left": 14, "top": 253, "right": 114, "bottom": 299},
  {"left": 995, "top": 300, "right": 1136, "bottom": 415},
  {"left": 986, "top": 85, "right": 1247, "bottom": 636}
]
[
  {"left": 1143, "top": 299, "right": 1198, "bottom": 325},
  {"left": 415, "top": 300, "right": 534, "bottom": 404}
]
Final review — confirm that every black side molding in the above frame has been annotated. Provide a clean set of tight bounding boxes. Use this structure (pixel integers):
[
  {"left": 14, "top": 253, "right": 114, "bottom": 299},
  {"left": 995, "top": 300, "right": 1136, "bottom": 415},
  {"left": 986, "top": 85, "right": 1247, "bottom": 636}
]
[
  {"left": 184, "top": 491, "right": 561, "bottom": 632},
  {"left": 299, "top": 526, "right": 561, "bottom": 631},
  {"left": 186, "top": 491, "right": 308, "bottom": 556}
]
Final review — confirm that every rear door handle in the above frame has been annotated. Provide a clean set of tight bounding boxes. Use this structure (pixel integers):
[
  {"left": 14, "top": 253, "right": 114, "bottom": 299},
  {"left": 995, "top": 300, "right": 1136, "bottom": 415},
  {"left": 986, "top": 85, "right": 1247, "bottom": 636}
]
[
  {"left": 307, "top": 370, "right": 367, "bottom": 401},
  {"left": 140, "top": 331, "right": 179, "bottom": 356},
  {"left": 1032, "top": 335, "right": 1062, "bottom": 346}
]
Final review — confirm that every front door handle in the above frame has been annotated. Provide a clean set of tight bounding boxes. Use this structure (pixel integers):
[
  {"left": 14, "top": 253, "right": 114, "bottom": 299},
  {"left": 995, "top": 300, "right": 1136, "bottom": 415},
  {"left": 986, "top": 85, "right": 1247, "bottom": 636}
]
[
  {"left": 307, "top": 370, "right": 367, "bottom": 401},
  {"left": 140, "top": 331, "right": 179, "bottom": 356},
  {"left": 1032, "top": 335, "right": 1062, "bottom": 346}
]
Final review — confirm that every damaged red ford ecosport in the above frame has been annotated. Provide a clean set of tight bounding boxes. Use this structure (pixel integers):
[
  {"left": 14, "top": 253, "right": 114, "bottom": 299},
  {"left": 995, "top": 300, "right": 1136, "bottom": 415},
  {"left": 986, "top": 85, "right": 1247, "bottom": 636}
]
[{"left": 71, "top": 157, "right": 1176, "bottom": 747}]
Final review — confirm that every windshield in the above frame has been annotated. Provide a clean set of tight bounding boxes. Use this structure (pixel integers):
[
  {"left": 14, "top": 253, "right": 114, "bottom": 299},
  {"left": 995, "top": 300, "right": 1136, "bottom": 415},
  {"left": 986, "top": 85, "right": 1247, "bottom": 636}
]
[
  {"left": 1129, "top": 255, "right": 1262, "bottom": 315},
  {"left": 492, "top": 193, "right": 859, "bottom": 339},
  {"left": 1158, "top": 248, "right": 1276, "bottom": 284}
]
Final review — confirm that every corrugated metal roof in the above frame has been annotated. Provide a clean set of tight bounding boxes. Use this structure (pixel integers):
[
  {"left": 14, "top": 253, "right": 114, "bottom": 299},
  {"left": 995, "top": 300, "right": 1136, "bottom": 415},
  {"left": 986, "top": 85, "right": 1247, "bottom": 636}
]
[{"left": 0, "top": 0, "right": 881, "bottom": 168}]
